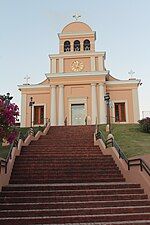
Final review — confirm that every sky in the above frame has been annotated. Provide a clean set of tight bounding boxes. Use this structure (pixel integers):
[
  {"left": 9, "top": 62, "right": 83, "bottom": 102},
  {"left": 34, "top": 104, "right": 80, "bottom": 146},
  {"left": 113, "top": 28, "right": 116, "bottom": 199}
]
[{"left": 0, "top": 0, "right": 150, "bottom": 118}]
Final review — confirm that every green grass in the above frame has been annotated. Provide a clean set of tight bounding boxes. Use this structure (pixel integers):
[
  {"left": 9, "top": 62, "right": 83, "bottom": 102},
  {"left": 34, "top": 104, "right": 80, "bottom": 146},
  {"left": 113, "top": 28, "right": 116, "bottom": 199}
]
[
  {"left": 98, "top": 124, "right": 150, "bottom": 158},
  {"left": 0, "top": 145, "right": 11, "bottom": 160}
]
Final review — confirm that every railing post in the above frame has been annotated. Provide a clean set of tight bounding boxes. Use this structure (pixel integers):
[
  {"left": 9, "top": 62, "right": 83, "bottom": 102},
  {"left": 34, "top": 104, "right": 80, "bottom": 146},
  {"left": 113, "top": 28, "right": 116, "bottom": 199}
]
[
  {"left": 128, "top": 161, "right": 130, "bottom": 170},
  {"left": 64, "top": 117, "right": 67, "bottom": 126},
  {"left": 140, "top": 159, "right": 143, "bottom": 171},
  {"left": 5, "top": 163, "right": 7, "bottom": 174}
]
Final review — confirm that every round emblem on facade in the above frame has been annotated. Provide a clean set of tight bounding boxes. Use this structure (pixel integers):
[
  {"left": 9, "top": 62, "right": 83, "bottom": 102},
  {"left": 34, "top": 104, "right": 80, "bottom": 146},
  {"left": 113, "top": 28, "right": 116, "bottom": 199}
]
[{"left": 71, "top": 60, "right": 84, "bottom": 72}]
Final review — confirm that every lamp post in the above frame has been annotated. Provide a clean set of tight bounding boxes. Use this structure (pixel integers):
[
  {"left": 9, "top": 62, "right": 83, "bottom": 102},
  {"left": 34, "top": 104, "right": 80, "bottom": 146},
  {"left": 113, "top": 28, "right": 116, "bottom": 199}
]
[
  {"left": 29, "top": 97, "right": 35, "bottom": 127},
  {"left": 0, "top": 93, "right": 13, "bottom": 106},
  {"left": 104, "top": 92, "right": 111, "bottom": 133}
]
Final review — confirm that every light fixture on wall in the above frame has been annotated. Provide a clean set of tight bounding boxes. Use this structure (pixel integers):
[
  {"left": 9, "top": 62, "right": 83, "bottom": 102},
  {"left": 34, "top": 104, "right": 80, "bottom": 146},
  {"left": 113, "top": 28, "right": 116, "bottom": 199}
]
[
  {"left": 29, "top": 97, "right": 35, "bottom": 128},
  {"left": 104, "top": 92, "right": 111, "bottom": 133}
]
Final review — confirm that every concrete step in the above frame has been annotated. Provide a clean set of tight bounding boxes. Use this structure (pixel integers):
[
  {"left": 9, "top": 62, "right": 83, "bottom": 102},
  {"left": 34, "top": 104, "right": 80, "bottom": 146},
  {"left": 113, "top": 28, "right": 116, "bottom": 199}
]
[{"left": 0, "top": 212, "right": 150, "bottom": 224}]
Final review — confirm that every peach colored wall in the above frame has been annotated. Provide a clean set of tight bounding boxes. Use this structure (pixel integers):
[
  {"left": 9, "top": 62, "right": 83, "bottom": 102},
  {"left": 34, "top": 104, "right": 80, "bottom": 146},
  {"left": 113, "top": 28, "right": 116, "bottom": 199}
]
[
  {"left": 21, "top": 78, "right": 138, "bottom": 126},
  {"left": 64, "top": 57, "right": 91, "bottom": 73},
  {"left": 107, "top": 88, "right": 134, "bottom": 123},
  {"left": 23, "top": 90, "right": 50, "bottom": 127},
  {"left": 50, "top": 75, "right": 105, "bottom": 86}
]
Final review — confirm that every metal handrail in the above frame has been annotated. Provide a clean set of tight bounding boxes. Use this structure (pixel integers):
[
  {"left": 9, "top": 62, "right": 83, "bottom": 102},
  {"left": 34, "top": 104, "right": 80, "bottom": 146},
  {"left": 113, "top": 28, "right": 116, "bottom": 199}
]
[
  {"left": 96, "top": 130, "right": 150, "bottom": 176},
  {"left": 128, "top": 158, "right": 150, "bottom": 175},
  {"left": 95, "top": 130, "right": 106, "bottom": 144}
]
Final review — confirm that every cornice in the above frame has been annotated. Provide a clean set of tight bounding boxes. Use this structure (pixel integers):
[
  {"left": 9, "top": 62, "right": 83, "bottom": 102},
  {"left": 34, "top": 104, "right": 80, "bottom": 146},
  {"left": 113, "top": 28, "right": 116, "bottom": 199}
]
[
  {"left": 58, "top": 31, "right": 95, "bottom": 38},
  {"left": 106, "top": 79, "right": 141, "bottom": 86},
  {"left": 18, "top": 84, "right": 50, "bottom": 90},
  {"left": 46, "top": 71, "right": 108, "bottom": 78},
  {"left": 49, "top": 51, "right": 106, "bottom": 59}
]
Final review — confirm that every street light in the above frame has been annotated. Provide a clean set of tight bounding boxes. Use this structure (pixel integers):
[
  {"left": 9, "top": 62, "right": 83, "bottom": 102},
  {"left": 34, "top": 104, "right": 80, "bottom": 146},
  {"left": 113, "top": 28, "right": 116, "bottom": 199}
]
[
  {"left": 104, "top": 92, "right": 111, "bottom": 133},
  {"left": 29, "top": 97, "right": 35, "bottom": 127},
  {"left": 0, "top": 93, "right": 13, "bottom": 106}
]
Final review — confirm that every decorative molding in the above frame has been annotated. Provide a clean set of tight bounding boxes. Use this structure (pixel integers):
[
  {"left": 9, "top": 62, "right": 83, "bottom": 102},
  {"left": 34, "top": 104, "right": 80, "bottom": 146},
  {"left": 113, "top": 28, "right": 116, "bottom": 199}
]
[
  {"left": 58, "top": 32, "right": 95, "bottom": 38},
  {"left": 106, "top": 80, "right": 140, "bottom": 85},
  {"left": 18, "top": 84, "right": 50, "bottom": 90},
  {"left": 49, "top": 51, "right": 106, "bottom": 59},
  {"left": 46, "top": 71, "right": 108, "bottom": 78}
]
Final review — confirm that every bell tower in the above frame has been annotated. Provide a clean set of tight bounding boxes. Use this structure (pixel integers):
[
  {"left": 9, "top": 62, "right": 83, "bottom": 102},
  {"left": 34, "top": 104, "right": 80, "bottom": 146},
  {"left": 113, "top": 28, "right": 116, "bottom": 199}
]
[{"left": 58, "top": 20, "right": 96, "bottom": 54}]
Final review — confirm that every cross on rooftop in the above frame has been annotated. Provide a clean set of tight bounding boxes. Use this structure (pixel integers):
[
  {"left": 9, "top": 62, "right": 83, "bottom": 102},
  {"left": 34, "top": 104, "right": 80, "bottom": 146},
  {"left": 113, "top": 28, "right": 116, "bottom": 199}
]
[
  {"left": 24, "top": 75, "right": 30, "bottom": 85},
  {"left": 128, "top": 69, "right": 135, "bottom": 78},
  {"left": 73, "top": 13, "right": 81, "bottom": 21}
]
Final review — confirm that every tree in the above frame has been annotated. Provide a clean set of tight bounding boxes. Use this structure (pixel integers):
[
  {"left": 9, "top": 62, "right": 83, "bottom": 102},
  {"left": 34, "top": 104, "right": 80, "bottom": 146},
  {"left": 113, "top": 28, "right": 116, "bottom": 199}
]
[{"left": 0, "top": 94, "right": 19, "bottom": 143}]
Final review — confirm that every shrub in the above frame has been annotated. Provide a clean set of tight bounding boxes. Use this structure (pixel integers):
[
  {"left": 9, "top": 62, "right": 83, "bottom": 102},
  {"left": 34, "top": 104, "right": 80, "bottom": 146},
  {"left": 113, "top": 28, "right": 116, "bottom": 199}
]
[
  {"left": 0, "top": 94, "right": 19, "bottom": 143},
  {"left": 138, "top": 117, "right": 150, "bottom": 133}
]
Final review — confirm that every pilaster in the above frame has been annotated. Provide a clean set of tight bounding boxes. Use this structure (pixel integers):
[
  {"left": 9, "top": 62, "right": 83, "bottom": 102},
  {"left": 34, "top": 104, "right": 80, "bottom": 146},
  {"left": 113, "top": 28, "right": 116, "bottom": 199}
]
[
  {"left": 91, "top": 83, "right": 98, "bottom": 124},
  {"left": 50, "top": 85, "right": 56, "bottom": 125},
  {"left": 58, "top": 84, "right": 64, "bottom": 125}
]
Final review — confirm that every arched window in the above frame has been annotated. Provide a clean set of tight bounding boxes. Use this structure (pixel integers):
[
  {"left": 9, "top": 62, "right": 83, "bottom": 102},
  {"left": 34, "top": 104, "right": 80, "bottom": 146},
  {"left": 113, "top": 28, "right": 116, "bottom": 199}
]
[
  {"left": 74, "top": 40, "right": 80, "bottom": 51},
  {"left": 84, "top": 39, "right": 90, "bottom": 51},
  {"left": 64, "top": 41, "right": 71, "bottom": 52}
]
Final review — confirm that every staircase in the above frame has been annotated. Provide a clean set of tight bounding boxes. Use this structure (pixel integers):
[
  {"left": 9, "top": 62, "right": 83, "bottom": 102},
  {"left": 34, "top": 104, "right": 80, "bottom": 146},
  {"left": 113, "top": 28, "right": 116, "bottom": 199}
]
[{"left": 0, "top": 125, "right": 150, "bottom": 224}]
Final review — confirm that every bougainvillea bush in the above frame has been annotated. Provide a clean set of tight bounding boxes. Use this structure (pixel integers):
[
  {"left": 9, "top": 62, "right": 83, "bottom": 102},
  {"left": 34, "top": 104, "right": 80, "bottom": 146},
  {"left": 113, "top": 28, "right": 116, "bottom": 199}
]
[
  {"left": 138, "top": 117, "right": 150, "bottom": 133},
  {"left": 0, "top": 96, "right": 19, "bottom": 143}
]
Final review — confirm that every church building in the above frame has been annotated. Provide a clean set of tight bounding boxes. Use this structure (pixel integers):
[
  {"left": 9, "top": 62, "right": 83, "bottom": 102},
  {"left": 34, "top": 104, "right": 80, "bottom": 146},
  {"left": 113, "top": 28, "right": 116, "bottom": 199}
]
[{"left": 18, "top": 18, "right": 141, "bottom": 127}]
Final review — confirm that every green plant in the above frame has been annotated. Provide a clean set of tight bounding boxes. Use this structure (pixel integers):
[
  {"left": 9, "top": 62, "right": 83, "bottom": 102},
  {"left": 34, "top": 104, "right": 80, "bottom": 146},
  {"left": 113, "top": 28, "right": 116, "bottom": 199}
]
[{"left": 138, "top": 117, "right": 150, "bottom": 133}]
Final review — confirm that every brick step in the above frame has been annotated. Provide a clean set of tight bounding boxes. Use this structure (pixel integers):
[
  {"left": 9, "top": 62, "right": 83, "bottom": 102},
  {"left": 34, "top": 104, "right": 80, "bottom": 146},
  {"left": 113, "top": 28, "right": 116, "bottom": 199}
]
[
  {"left": 13, "top": 165, "right": 118, "bottom": 170},
  {"left": 18, "top": 153, "right": 104, "bottom": 157},
  {"left": 22, "top": 145, "right": 100, "bottom": 149},
  {"left": 0, "top": 212, "right": 150, "bottom": 224},
  {"left": 11, "top": 174, "right": 123, "bottom": 181},
  {"left": 12, "top": 165, "right": 119, "bottom": 170},
  {"left": 1, "top": 188, "right": 144, "bottom": 198},
  {"left": 21, "top": 148, "right": 102, "bottom": 155},
  {"left": 1, "top": 206, "right": 150, "bottom": 218},
  {"left": 21, "top": 149, "right": 102, "bottom": 153},
  {"left": 9, "top": 177, "right": 126, "bottom": 184},
  {"left": 12, "top": 169, "right": 121, "bottom": 175},
  {"left": 14, "top": 159, "right": 115, "bottom": 164},
  {"left": 19, "top": 153, "right": 103, "bottom": 157},
  {"left": 40, "top": 135, "right": 93, "bottom": 139},
  {"left": 2, "top": 182, "right": 141, "bottom": 191},
  {"left": 15, "top": 156, "right": 115, "bottom": 161},
  {"left": 21, "top": 145, "right": 101, "bottom": 152},
  {"left": 32, "top": 139, "right": 94, "bottom": 143},
  {"left": 12, "top": 164, "right": 119, "bottom": 169},
  {"left": 1, "top": 199, "right": 150, "bottom": 211},
  {"left": 21, "top": 148, "right": 103, "bottom": 155},
  {"left": 29, "top": 142, "right": 95, "bottom": 146},
  {"left": 10, "top": 174, "right": 124, "bottom": 180},
  {"left": 0, "top": 193, "right": 147, "bottom": 204},
  {"left": 22, "top": 145, "right": 101, "bottom": 152}
]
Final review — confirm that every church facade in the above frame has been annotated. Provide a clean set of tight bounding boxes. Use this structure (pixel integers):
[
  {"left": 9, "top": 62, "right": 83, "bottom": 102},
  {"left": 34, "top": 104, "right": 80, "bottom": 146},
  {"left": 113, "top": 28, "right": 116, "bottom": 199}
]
[{"left": 18, "top": 20, "right": 141, "bottom": 127}]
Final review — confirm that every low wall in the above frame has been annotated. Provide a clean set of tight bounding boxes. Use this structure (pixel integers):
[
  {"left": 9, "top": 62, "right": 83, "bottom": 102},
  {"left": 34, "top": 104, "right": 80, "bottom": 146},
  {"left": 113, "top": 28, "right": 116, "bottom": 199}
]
[
  {"left": 95, "top": 138, "right": 150, "bottom": 198},
  {"left": 0, "top": 123, "right": 51, "bottom": 191}
]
